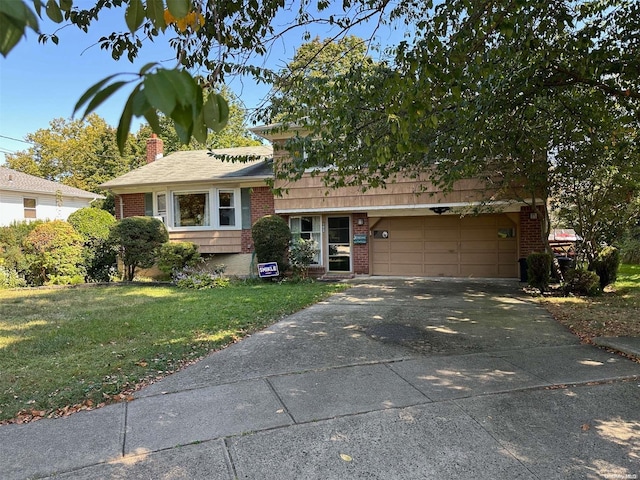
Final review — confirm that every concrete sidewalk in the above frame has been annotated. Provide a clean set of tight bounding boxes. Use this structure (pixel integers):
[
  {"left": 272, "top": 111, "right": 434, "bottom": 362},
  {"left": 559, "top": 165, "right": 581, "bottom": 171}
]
[{"left": 2, "top": 278, "right": 639, "bottom": 479}]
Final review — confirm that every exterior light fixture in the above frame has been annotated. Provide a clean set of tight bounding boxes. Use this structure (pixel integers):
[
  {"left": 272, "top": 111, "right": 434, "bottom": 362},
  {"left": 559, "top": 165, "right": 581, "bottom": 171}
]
[{"left": 429, "top": 206, "right": 450, "bottom": 215}]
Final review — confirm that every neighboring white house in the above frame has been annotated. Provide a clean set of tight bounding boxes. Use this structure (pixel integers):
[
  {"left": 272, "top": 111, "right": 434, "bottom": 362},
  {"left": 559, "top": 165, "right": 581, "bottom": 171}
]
[{"left": 0, "top": 166, "right": 103, "bottom": 226}]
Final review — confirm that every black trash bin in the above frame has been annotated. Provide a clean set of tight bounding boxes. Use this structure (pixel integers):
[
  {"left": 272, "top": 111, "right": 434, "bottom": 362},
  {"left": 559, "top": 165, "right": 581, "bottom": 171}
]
[
  {"left": 518, "top": 258, "right": 528, "bottom": 282},
  {"left": 557, "top": 257, "right": 573, "bottom": 277}
]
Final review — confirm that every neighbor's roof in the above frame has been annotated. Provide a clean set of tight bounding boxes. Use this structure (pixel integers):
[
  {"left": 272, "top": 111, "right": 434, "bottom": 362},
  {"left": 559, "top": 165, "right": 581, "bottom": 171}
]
[
  {"left": 0, "top": 166, "right": 103, "bottom": 199},
  {"left": 100, "top": 145, "right": 273, "bottom": 189}
]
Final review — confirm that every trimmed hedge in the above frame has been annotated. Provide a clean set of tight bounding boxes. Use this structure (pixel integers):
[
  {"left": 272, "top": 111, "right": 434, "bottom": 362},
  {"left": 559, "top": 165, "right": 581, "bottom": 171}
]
[
  {"left": 252, "top": 215, "right": 291, "bottom": 274},
  {"left": 109, "top": 216, "right": 168, "bottom": 281},
  {"left": 591, "top": 246, "right": 620, "bottom": 289},
  {"left": 527, "top": 252, "right": 552, "bottom": 293}
]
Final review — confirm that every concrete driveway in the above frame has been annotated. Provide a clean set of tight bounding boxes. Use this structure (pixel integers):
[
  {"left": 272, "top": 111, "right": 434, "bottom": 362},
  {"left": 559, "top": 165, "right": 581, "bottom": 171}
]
[{"left": 2, "top": 278, "right": 639, "bottom": 479}]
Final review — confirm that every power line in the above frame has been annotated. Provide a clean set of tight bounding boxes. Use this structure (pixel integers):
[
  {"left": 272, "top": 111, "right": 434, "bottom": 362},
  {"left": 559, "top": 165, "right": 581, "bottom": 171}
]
[{"left": 0, "top": 134, "right": 32, "bottom": 144}]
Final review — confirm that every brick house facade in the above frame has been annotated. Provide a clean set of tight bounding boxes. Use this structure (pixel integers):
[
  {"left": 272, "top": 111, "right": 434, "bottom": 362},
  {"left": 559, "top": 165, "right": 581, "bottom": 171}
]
[{"left": 102, "top": 135, "right": 547, "bottom": 279}]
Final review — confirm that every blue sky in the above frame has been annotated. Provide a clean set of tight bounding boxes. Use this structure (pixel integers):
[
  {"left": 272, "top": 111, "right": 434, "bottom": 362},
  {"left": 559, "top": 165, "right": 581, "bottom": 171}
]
[{"left": 0, "top": 3, "right": 407, "bottom": 165}]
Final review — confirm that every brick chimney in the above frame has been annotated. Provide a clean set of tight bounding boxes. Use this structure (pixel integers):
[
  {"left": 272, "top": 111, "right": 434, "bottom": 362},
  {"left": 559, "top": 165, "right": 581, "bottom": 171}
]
[{"left": 146, "top": 134, "right": 164, "bottom": 164}]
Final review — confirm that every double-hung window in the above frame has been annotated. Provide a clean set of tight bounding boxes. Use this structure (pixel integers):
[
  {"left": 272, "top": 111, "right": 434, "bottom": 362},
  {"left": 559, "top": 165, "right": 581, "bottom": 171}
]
[
  {"left": 218, "top": 190, "right": 236, "bottom": 227},
  {"left": 23, "top": 198, "right": 36, "bottom": 219},
  {"left": 290, "top": 216, "right": 322, "bottom": 264}
]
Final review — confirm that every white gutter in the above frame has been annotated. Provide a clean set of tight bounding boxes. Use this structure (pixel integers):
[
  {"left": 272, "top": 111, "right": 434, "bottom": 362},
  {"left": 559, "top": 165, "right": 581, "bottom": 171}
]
[{"left": 275, "top": 200, "right": 531, "bottom": 215}]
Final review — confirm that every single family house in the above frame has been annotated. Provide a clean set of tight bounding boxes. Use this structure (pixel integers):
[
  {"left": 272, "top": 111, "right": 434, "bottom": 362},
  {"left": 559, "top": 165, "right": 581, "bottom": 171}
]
[
  {"left": 101, "top": 132, "right": 546, "bottom": 278},
  {"left": 0, "top": 166, "right": 103, "bottom": 227}
]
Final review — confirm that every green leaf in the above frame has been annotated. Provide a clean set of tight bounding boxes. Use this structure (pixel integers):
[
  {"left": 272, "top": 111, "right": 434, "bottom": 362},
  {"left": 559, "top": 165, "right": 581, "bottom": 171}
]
[
  {"left": 143, "top": 108, "right": 162, "bottom": 134},
  {"left": 0, "top": 2, "right": 39, "bottom": 57},
  {"left": 45, "top": 0, "right": 63, "bottom": 23},
  {"left": 0, "top": 14, "right": 25, "bottom": 57},
  {"left": 139, "top": 62, "right": 159, "bottom": 75},
  {"left": 167, "top": 0, "right": 190, "bottom": 19},
  {"left": 73, "top": 74, "right": 121, "bottom": 116},
  {"left": 59, "top": 0, "right": 72, "bottom": 12},
  {"left": 125, "top": 0, "right": 145, "bottom": 33},
  {"left": 203, "top": 94, "right": 229, "bottom": 132},
  {"left": 143, "top": 70, "right": 177, "bottom": 115},
  {"left": 81, "top": 80, "right": 129, "bottom": 119},
  {"left": 117, "top": 85, "right": 139, "bottom": 154},
  {"left": 146, "top": 0, "right": 166, "bottom": 30},
  {"left": 170, "top": 103, "right": 193, "bottom": 133},
  {"left": 172, "top": 117, "right": 191, "bottom": 145},
  {"left": 192, "top": 109, "right": 207, "bottom": 144},
  {"left": 166, "top": 69, "right": 197, "bottom": 107}
]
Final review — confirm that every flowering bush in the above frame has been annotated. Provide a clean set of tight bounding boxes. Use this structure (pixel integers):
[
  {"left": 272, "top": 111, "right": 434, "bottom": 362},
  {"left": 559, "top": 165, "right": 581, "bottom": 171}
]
[
  {"left": 0, "top": 265, "right": 27, "bottom": 289},
  {"left": 172, "top": 265, "right": 228, "bottom": 289}
]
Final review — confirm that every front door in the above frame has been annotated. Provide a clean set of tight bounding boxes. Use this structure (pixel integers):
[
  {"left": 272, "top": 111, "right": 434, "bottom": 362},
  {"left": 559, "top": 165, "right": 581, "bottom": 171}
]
[{"left": 327, "top": 216, "right": 351, "bottom": 272}]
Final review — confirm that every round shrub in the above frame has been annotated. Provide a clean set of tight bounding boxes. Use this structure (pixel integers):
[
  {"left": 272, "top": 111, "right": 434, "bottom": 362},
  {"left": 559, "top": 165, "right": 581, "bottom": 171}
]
[
  {"left": 158, "top": 242, "right": 201, "bottom": 274},
  {"left": 0, "top": 220, "right": 45, "bottom": 281},
  {"left": 23, "top": 220, "right": 84, "bottom": 285},
  {"left": 109, "top": 216, "right": 169, "bottom": 281},
  {"left": 591, "top": 246, "right": 620, "bottom": 289},
  {"left": 252, "top": 215, "right": 291, "bottom": 273},
  {"left": 68, "top": 208, "right": 118, "bottom": 282},
  {"left": 527, "top": 252, "right": 553, "bottom": 293},
  {"left": 563, "top": 269, "right": 601, "bottom": 297},
  {"left": 67, "top": 208, "right": 116, "bottom": 243}
]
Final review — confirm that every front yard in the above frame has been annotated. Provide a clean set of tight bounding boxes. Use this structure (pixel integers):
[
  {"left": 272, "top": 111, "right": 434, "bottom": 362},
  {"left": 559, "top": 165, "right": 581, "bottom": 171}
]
[
  {"left": 0, "top": 281, "right": 346, "bottom": 424},
  {"left": 540, "top": 264, "right": 640, "bottom": 342}
]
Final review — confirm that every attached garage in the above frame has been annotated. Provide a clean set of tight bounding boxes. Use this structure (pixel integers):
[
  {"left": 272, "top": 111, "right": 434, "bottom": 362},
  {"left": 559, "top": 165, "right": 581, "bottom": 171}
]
[{"left": 371, "top": 214, "right": 518, "bottom": 278}]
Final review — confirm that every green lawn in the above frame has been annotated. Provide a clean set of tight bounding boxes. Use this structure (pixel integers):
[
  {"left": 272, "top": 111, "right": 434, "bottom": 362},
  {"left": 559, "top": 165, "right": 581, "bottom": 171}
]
[
  {"left": 541, "top": 264, "right": 640, "bottom": 343},
  {"left": 0, "top": 281, "right": 346, "bottom": 423}
]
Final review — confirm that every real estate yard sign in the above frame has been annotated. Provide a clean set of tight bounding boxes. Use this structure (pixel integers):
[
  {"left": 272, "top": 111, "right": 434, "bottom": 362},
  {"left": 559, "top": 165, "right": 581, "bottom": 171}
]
[{"left": 258, "top": 262, "right": 279, "bottom": 278}]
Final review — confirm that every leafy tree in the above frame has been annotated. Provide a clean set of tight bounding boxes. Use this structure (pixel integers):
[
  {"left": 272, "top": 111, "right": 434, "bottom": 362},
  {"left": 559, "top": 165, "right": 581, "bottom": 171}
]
[
  {"left": 5, "top": 114, "right": 143, "bottom": 193},
  {"left": 268, "top": 36, "right": 372, "bottom": 122},
  {"left": 134, "top": 86, "right": 261, "bottom": 152},
  {"left": 2, "top": 1, "right": 638, "bottom": 222},
  {"left": 109, "top": 216, "right": 168, "bottom": 281},
  {"left": 267, "top": 1, "right": 640, "bottom": 258}
]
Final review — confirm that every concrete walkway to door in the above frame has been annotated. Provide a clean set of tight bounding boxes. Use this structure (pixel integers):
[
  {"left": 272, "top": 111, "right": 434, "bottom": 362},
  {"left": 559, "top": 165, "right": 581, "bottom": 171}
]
[{"left": 2, "top": 278, "right": 639, "bottom": 479}]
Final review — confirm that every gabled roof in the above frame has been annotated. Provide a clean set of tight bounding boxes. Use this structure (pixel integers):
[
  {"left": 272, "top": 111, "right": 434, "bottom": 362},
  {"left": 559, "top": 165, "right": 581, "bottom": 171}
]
[
  {"left": 0, "top": 166, "right": 103, "bottom": 199},
  {"left": 100, "top": 145, "right": 273, "bottom": 189}
]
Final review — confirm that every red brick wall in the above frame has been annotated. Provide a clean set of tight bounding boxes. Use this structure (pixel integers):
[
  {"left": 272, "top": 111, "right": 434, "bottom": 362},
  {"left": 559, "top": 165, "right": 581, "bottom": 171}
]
[
  {"left": 115, "top": 193, "right": 146, "bottom": 220},
  {"left": 241, "top": 186, "right": 277, "bottom": 254},
  {"left": 250, "top": 186, "right": 275, "bottom": 223},
  {"left": 519, "top": 205, "right": 546, "bottom": 257},
  {"left": 352, "top": 213, "right": 369, "bottom": 275}
]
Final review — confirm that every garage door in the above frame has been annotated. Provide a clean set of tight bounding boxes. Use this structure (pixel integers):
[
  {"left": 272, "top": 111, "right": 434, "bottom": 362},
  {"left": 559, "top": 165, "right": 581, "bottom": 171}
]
[{"left": 371, "top": 214, "right": 518, "bottom": 278}]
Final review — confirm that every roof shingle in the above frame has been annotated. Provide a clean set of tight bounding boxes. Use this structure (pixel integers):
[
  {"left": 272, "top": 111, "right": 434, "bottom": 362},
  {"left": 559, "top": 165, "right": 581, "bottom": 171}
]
[
  {"left": 100, "top": 145, "right": 273, "bottom": 189},
  {"left": 0, "top": 166, "right": 103, "bottom": 199}
]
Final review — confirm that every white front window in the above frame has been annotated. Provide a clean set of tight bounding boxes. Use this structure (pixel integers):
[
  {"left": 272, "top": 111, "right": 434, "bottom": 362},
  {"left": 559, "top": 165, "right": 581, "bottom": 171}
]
[
  {"left": 290, "top": 216, "right": 322, "bottom": 264},
  {"left": 173, "top": 192, "right": 210, "bottom": 227},
  {"left": 217, "top": 190, "right": 236, "bottom": 227},
  {"left": 161, "top": 188, "right": 241, "bottom": 230}
]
